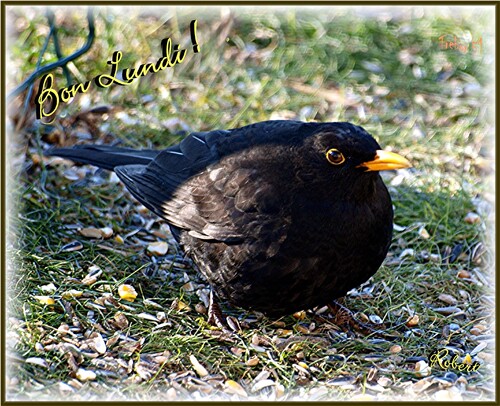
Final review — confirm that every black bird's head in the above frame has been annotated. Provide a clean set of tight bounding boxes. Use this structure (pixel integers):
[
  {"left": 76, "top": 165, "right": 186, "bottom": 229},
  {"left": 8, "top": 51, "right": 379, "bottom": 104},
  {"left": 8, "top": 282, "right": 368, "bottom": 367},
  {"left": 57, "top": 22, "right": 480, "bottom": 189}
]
[{"left": 294, "top": 122, "right": 411, "bottom": 197}]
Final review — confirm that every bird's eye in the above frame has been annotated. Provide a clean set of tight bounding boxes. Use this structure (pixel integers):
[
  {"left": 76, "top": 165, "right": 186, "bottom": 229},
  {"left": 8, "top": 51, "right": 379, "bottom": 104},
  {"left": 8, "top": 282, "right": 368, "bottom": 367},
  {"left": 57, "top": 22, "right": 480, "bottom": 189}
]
[{"left": 326, "top": 148, "right": 345, "bottom": 165}]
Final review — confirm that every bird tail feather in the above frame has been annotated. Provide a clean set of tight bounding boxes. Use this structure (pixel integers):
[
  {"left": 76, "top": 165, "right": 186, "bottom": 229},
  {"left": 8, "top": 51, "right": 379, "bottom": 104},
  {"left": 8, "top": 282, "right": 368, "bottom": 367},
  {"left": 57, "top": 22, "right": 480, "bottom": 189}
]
[{"left": 45, "top": 145, "right": 158, "bottom": 171}]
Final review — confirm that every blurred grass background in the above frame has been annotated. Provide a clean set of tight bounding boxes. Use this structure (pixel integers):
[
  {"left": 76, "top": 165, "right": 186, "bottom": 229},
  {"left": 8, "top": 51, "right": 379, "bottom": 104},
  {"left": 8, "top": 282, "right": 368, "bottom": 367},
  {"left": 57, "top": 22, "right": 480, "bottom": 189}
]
[{"left": 6, "top": 5, "right": 494, "bottom": 401}]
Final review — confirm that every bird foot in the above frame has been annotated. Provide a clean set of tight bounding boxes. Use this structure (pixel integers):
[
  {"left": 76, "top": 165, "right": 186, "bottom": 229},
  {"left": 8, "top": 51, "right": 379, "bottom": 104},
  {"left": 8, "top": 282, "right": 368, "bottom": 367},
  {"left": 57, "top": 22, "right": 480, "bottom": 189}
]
[
  {"left": 207, "top": 290, "right": 240, "bottom": 334},
  {"left": 327, "top": 300, "right": 384, "bottom": 337}
]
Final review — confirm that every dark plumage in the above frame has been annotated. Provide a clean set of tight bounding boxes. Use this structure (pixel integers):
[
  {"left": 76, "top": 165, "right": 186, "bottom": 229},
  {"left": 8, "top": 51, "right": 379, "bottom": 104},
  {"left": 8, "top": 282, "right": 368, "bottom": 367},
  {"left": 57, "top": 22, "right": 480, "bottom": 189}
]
[{"left": 47, "top": 120, "right": 410, "bottom": 317}]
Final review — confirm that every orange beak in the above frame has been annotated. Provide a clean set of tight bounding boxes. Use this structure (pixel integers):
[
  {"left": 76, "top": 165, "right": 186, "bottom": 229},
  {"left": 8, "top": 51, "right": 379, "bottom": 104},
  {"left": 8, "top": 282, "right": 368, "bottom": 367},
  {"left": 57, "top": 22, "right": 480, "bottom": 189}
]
[{"left": 357, "top": 150, "right": 411, "bottom": 172}]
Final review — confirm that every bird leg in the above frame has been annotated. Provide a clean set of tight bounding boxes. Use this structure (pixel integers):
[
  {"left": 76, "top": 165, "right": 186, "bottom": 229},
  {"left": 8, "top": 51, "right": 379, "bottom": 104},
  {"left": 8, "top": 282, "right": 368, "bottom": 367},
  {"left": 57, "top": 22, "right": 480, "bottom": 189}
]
[
  {"left": 327, "top": 299, "right": 382, "bottom": 336},
  {"left": 207, "top": 290, "right": 239, "bottom": 334}
]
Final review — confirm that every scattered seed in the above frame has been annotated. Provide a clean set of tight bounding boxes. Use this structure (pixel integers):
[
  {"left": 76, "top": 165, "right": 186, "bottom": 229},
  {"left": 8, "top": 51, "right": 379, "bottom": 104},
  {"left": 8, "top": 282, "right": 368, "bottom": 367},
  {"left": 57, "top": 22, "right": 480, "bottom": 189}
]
[
  {"left": 61, "top": 241, "right": 83, "bottom": 252},
  {"left": 470, "top": 327, "right": 483, "bottom": 336},
  {"left": 227, "top": 316, "right": 241, "bottom": 332},
  {"left": 118, "top": 284, "right": 138, "bottom": 302},
  {"left": 253, "top": 370, "right": 270, "bottom": 383},
  {"left": 434, "top": 389, "right": 463, "bottom": 401},
  {"left": 62, "top": 290, "right": 83, "bottom": 299},
  {"left": 147, "top": 241, "right": 169, "bottom": 256},
  {"left": 377, "top": 376, "right": 392, "bottom": 387},
  {"left": 172, "top": 299, "right": 192, "bottom": 312},
  {"left": 91, "top": 333, "right": 107, "bottom": 354},
  {"left": 470, "top": 342, "right": 487, "bottom": 355},
  {"left": 250, "top": 344, "right": 266, "bottom": 353},
  {"left": 79, "top": 227, "right": 104, "bottom": 239},
  {"left": 57, "top": 324, "right": 70, "bottom": 335},
  {"left": 418, "top": 226, "right": 430, "bottom": 239},
  {"left": 189, "top": 355, "right": 209, "bottom": 377},
  {"left": 58, "top": 382, "right": 75, "bottom": 394},
  {"left": 400, "top": 248, "right": 415, "bottom": 259},
  {"left": 464, "top": 212, "right": 481, "bottom": 224},
  {"left": 40, "top": 283, "right": 57, "bottom": 293},
  {"left": 463, "top": 353, "right": 473, "bottom": 365},
  {"left": 414, "top": 360, "right": 431, "bottom": 377},
  {"left": 76, "top": 368, "right": 97, "bottom": 381},
  {"left": 82, "top": 265, "right": 102, "bottom": 285},
  {"left": 245, "top": 356, "right": 259, "bottom": 366},
  {"left": 114, "top": 235, "right": 124, "bottom": 244},
  {"left": 275, "top": 383, "right": 285, "bottom": 398},
  {"left": 369, "top": 314, "right": 383, "bottom": 324},
  {"left": 327, "top": 376, "right": 355, "bottom": 386},
  {"left": 251, "top": 379, "right": 275, "bottom": 392},
  {"left": 137, "top": 312, "right": 158, "bottom": 322},
  {"left": 432, "top": 306, "right": 463, "bottom": 316},
  {"left": 182, "top": 282, "right": 196, "bottom": 292},
  {"left": 457, "top": 270, "right": 471, "bottom": 279},
  {"left": 438, "top": 293, "right": 457, "bottom": 305},
  {"left": 225, "top": 380, "right": 248, "bottom": 397},
  {"left": 277, "top": 328, "right": 294, "bottom": 336},
  {"left": 351, "top": 394, "right": 376, "bottom": 401},
  {"left": 34, "top": 296, "right": 55, "bottom": 306},
  {"left": 406, "top": 314, "right": 419, "bottom": 327},
  {"left": 293, "top": 311, "right": 306, "bottom": 320},
  {"left": 99, "top": 227, "right": 114, "bottom": 239},
  {"left": 25, "top": 357, "right": 49, "bottom": 368},
  {"left": 195, "top": 303, "right": 207, "bottom": 314},
  {"left": 390, "top": 345, "right": 402, "bottom": 354}
]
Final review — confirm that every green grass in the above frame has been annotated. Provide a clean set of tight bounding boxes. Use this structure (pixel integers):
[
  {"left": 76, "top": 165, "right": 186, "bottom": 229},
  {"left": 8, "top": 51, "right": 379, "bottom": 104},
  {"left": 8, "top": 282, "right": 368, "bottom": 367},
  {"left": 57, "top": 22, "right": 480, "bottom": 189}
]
[{"left": 6, "top": 5, "right": 493, "bottom": 401}]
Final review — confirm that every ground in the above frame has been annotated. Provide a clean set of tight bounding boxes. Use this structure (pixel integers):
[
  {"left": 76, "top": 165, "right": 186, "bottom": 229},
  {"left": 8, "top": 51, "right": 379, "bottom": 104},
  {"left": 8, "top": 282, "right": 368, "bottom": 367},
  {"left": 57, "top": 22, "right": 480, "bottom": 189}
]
[{"left": 5, "top": 5, "right": 495, "bottom": 401}]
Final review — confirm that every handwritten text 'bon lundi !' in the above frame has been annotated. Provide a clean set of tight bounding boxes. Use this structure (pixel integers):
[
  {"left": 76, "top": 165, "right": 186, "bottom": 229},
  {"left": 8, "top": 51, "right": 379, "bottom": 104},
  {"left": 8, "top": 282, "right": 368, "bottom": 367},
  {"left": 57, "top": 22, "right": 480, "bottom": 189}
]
[{"left": 35, "top": 20, "right": 200, "bottom": 122}]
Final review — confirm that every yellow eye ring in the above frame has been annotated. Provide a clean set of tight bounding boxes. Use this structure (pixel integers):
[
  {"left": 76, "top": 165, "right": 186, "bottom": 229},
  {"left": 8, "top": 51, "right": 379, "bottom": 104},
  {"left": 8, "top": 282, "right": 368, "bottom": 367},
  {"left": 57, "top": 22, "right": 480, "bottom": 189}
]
[{"left": 326, "top": 148, "right": 345, "bottom": 165}]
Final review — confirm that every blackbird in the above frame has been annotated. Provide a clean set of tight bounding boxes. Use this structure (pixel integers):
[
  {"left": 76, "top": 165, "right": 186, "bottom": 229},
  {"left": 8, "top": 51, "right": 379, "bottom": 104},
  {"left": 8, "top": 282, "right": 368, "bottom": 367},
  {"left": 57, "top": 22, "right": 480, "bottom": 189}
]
[{"left": 47, "top": 120, "right": 410, "bottom": 321}]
